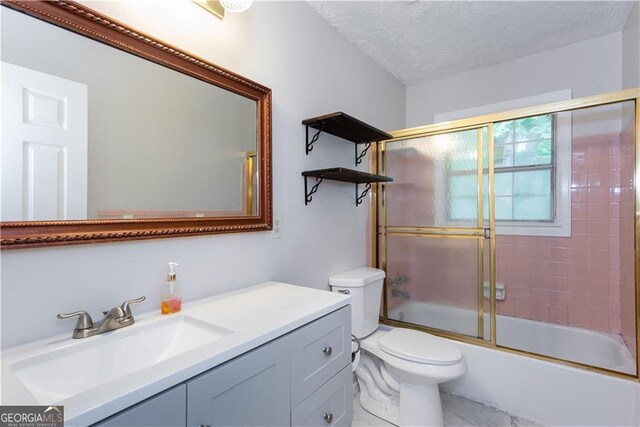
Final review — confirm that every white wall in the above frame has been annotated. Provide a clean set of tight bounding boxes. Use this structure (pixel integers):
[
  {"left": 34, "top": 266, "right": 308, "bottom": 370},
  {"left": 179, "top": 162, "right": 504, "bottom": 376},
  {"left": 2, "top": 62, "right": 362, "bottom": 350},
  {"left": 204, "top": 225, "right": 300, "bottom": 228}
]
[
  {"left": 406, "top": 32, "right": 622, "bottom": 128},
  {"left": 0, "top": 0, "right": 405, "bottom": 348},
  {"left": 622, "top": 2, "right": 640, "bottom": 90}
]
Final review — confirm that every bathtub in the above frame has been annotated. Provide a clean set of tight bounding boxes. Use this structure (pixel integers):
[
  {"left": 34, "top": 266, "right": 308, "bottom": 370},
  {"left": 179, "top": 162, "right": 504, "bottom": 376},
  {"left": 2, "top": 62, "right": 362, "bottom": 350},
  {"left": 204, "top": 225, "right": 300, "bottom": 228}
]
[{"left": 389, "top": 300, "right": 636, "bottom": 375}]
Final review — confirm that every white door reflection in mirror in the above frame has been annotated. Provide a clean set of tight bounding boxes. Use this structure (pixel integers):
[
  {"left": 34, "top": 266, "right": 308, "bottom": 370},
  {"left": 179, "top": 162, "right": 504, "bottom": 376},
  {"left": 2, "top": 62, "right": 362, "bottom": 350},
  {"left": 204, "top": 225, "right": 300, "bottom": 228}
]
[{"left": 2, "top": 62, "right": 88, "bottom": 221}]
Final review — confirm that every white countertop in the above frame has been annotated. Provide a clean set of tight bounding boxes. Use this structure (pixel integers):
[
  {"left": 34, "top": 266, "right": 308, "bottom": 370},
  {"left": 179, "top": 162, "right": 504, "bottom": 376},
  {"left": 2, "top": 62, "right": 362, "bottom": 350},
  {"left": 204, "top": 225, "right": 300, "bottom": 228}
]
[{"left": 1, "top": 282, "right": 351, "bottom": 426}]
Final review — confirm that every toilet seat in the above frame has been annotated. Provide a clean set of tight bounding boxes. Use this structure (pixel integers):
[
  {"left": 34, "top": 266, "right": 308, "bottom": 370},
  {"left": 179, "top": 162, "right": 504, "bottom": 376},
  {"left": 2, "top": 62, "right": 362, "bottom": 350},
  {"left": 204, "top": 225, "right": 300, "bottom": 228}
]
[{"left": 378, "top": 328, "right": 463, "bottom": 365}]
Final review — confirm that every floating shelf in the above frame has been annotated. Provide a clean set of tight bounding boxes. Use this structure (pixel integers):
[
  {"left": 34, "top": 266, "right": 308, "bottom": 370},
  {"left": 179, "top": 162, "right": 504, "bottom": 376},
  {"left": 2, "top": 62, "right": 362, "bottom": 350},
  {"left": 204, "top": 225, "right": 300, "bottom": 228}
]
[
  {"left": 302, "top": 167, "right": 393, "bottom": 206},
  {"left": 302, "top": 112, "right": 392, "bottom": 165},
  {"left": 302, "top": 168, "right": 393, "bottom": 183}
]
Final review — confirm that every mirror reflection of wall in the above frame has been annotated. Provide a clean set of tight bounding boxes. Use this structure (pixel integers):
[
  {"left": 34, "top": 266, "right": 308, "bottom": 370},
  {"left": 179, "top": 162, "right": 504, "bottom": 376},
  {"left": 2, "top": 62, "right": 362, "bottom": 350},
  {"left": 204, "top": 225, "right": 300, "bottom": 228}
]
[{"left": 1, "top": 8, "right": 258, "bottom": 222}]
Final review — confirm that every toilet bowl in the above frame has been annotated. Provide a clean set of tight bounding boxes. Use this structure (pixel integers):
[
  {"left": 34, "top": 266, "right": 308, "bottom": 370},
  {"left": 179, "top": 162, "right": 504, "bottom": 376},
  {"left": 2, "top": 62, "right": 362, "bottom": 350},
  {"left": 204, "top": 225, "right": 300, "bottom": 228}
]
[{"left": 330, "top": 268, "right": 466, "bottom": 427}]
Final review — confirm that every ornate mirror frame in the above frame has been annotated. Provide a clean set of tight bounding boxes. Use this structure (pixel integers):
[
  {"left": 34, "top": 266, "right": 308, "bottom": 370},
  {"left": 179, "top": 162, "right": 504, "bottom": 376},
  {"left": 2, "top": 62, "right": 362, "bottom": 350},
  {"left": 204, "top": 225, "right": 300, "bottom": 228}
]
[{"left": 1, "top": 0, "right": 272, "bottom": 249}]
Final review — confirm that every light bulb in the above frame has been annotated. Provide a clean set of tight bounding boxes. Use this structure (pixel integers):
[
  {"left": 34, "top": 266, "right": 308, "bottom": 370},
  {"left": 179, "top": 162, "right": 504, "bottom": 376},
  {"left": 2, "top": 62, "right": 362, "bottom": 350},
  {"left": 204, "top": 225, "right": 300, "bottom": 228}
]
[{"left": 220, "top": 0, "right": 253, "bottom": 13}]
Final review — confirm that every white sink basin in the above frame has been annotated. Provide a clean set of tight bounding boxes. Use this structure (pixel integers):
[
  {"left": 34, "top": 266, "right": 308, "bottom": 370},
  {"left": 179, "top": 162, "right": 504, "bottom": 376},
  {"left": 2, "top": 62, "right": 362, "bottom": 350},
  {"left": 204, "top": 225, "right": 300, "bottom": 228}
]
[{"left": 10, "top": 315, "right": 232, "bottom": 404}]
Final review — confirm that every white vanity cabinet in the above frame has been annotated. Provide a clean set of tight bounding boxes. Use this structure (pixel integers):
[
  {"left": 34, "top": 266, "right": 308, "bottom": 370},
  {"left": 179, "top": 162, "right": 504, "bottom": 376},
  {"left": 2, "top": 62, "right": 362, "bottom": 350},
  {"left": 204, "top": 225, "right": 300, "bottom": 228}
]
[{"left": 93, "top": 306, "right": 351, "bottom": 427}]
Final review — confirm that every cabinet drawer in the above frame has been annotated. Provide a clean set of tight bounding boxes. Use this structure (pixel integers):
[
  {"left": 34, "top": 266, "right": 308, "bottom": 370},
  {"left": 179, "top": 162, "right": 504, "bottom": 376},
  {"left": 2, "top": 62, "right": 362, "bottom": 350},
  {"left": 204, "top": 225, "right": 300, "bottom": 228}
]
[
  {"left": 290, "top": 306, "right": 351, "bottom": 406},
  {"left": 291, "top": 365, "right": 352, "bottom": 427}
]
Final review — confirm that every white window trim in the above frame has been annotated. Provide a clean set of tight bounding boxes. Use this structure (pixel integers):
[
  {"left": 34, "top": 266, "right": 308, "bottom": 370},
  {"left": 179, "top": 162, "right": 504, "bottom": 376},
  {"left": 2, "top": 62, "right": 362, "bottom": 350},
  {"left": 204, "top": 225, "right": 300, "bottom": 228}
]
[{"left": 433, "top": 90, "right": 572, "bottom": 237}]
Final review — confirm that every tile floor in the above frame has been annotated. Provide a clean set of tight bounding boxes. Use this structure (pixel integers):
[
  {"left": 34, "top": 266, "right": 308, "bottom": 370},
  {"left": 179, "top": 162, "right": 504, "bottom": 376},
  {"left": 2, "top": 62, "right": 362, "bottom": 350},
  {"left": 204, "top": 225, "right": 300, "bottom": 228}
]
[{"left": 352, "top": 392, "right": 541, "bottom": 427}]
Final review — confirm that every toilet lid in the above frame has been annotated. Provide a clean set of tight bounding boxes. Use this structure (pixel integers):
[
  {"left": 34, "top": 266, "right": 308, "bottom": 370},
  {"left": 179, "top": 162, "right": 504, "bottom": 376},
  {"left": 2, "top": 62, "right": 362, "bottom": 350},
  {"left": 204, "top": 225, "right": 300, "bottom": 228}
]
[{"left": 378, "top": 328, "right": 463, "bottom": 365}]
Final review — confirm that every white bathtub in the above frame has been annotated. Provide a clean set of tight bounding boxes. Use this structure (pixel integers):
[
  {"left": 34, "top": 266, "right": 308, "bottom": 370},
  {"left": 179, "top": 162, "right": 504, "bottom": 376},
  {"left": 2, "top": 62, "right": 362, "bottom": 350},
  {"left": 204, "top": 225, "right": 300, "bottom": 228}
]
[{"left": 390, "top": 300, "right": 636, "bottom": 375}]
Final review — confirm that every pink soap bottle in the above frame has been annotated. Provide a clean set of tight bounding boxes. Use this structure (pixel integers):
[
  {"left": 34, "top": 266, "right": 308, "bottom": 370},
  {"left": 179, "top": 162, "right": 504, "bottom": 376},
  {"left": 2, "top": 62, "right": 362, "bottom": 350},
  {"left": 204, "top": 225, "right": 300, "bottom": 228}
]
[{"left": 161, "top": 262, "right": 182, "bottom": 314}]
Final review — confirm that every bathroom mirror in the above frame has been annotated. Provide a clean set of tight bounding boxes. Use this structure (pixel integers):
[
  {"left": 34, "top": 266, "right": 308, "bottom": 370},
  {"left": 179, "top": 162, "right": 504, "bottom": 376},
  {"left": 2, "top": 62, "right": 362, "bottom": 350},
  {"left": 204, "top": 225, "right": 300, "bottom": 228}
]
[{"left": 0, "top": 0, "right": 272, "bottom": 249}]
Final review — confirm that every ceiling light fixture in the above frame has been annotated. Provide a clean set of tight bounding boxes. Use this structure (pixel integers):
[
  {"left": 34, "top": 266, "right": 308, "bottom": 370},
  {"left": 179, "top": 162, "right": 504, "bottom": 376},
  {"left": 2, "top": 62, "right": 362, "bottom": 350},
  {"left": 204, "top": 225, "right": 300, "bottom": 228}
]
[
  {"left": 220, "top": 0, "right": 253, "bottom": 13},
  {"left": 192, "top": 0, "right": 253, "bottom": 19}
]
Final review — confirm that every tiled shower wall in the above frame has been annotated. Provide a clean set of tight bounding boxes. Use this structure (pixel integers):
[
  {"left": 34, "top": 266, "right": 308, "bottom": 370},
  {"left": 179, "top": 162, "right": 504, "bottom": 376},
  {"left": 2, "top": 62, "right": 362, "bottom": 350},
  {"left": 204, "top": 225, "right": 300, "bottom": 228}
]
[{"left": 495, "top": 129, "right": 634, "bottom": 346}]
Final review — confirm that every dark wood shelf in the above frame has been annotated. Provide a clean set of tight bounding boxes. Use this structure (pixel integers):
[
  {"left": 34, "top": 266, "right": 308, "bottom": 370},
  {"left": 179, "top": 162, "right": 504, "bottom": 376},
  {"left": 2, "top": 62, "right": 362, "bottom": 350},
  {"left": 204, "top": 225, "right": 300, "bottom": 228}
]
[
  {"left": 302, "top": 112, "right": 392, "bottom": 164},
  {"left": 302, "top": 168, "right": 392, "bottom": 206},
  {"left": 302, "top": 112, "right": 392, "bottom": 144},
  {"left": 302, "top": 168, "right": 393, "bottom": 184}
]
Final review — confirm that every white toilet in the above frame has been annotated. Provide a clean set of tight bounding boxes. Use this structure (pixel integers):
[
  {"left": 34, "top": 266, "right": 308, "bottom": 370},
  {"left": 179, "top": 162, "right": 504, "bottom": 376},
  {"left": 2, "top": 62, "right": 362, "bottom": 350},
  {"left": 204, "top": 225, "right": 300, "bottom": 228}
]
[{"left": 330, "top": 267, "right": 466, "bottom": 427}]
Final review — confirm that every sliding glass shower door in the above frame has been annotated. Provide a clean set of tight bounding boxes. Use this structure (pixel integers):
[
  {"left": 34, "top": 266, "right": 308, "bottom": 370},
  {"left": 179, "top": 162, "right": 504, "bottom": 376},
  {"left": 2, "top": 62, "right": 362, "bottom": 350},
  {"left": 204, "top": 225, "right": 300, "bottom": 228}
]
[
  {"left": 379, "top": 89, "right": 640, "bottom": 378},
  {"left": 381, "top": 127, "right": 495, "bottom": 341}
]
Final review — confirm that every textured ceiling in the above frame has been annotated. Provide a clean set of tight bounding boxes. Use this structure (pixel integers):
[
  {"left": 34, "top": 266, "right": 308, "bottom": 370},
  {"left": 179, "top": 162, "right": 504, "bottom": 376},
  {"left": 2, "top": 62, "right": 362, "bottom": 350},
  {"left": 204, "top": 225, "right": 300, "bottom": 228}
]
[{"left": 307, "top": 1, "right": 635, "bottom": 86}]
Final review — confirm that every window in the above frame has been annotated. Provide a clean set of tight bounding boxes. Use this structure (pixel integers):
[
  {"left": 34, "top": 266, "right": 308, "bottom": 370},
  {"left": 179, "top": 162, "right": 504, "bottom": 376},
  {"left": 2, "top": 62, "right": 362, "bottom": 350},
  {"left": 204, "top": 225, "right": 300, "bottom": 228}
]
[
  {"left": 434, "top": 90, "right": 572, "bottom": 237},
  {"left": 448, "top": 114, "right": 555, "bottom": 222}
]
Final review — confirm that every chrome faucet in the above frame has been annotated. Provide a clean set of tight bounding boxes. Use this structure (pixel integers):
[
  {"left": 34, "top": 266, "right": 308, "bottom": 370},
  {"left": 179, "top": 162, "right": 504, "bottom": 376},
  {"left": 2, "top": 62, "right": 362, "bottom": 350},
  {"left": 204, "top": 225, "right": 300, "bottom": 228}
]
[{"left": 57, "top": 296, "right": 146, "bottom": 339}]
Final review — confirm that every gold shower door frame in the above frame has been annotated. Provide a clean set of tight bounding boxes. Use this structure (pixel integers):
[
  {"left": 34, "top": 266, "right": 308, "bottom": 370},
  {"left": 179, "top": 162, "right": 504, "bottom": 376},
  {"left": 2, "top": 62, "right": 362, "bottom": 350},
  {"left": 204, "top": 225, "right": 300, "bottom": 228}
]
[
  {"left": 379, "top": 127, "right": 494, "bottom": 343},
  {"left": 376, "top": 88, "right": 640, "bottom": 381}
]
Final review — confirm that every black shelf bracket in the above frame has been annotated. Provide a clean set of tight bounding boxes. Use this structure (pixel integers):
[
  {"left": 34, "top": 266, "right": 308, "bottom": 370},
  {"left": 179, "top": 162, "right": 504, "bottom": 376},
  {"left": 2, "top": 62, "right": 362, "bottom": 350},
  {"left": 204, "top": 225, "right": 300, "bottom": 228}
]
[
  {"left": 355, "top": 141, "right": 372, "bottom": 166},
  {"left": 304, "top": 176, "right": 324, "bottom": 205},
  {"left": 305, "top": 123, "right": 324, "bottom": 155},
  {"left": 356, "top": 182, "right": 372, "bottom": 206}
]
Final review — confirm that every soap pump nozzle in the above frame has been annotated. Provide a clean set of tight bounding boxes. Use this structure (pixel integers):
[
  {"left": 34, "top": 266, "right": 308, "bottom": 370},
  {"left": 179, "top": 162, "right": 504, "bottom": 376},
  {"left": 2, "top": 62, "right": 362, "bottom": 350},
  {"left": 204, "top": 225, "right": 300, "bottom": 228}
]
[{"left": 167, "top": 262, "right": 179, "bottom": 281}]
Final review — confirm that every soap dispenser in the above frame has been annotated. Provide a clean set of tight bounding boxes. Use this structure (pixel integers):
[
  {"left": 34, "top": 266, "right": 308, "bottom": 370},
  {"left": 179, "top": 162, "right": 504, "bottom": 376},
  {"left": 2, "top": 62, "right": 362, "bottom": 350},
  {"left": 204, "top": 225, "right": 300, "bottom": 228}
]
[{"left": 161, "top": 262, "right": 182, "bottom": 314}]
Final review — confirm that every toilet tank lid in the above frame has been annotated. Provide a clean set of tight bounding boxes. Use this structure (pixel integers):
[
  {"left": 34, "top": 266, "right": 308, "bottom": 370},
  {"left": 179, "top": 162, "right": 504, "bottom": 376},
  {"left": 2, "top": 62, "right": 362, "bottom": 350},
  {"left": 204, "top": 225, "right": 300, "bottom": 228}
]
[{"left": 329, "top": 267, "right": 386, "bottom": 287}]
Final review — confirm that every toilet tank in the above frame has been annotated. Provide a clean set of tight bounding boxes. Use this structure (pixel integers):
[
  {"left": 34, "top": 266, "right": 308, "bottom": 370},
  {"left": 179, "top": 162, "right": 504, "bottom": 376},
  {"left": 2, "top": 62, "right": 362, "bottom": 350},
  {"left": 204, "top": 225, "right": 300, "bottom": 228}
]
[{"left": 329, "top": 268, "right": 385, "bottom": 338}]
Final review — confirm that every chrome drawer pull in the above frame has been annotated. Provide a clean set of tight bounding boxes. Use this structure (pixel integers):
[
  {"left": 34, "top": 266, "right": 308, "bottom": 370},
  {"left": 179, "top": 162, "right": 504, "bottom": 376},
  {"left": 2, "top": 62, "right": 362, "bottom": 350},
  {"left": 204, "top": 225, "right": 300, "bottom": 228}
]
[
  {"left": 323, "top": 346, "right": 333, "bottom": 356},
  {"left": 323, "top": 413, "right": 334, "bottom": 424}
]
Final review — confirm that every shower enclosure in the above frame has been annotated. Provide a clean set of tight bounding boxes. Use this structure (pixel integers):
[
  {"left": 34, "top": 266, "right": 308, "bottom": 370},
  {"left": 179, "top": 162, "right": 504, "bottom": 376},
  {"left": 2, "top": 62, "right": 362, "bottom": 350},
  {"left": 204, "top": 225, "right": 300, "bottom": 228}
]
[{"left": 376, "top": 89, "right": 640, "bottom": 378}]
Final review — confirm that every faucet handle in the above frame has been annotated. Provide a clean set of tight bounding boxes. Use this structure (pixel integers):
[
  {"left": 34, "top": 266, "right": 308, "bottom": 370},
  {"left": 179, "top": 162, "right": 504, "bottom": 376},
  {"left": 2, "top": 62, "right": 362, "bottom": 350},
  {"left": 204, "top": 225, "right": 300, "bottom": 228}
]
[
  {"left": 57, "top": 311, "right": 94, "bottom": 330},
  {"left": 121, "top": 296, "right": 146, "bottom": 318}
]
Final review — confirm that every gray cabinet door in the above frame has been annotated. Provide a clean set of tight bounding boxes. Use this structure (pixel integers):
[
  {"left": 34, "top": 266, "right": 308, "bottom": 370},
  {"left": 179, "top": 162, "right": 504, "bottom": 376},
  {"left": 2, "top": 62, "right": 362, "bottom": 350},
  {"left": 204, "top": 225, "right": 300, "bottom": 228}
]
[
  {"left": 186, "top": 339, "right": 291, "bottom": 427},
  {"left": 93, "top": 384, "right": 186, "bottom": 427}
]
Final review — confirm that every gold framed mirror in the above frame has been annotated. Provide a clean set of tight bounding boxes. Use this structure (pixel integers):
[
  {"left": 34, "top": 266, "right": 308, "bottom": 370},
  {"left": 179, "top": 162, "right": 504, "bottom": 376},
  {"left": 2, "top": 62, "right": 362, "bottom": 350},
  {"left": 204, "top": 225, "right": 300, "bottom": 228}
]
[{"left": 0, "top": 0, "right": 272, "bottom": 249}]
